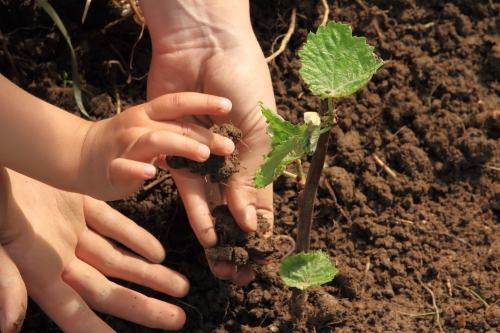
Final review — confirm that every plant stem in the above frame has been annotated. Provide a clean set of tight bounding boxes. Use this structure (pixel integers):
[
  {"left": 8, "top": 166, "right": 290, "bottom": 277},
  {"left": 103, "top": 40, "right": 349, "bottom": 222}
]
[
  {"left": 282, "top": 170, "right": 298, "bottom": 179},
  {"left": 328, "top": 97, "right": 334, "bottom": 116},
  {"left": 291, "top": 99, "right": 331, "bottom": 319},
  {"left": 295, "top": 98, "right": 331, "bottom": 253},
  {"left": 295, "top": 159, "right": 305, "bottom": 183},
  {"left": 300, "top": 289, "right": 307, "bottom": 304},
  {"left": 295, "top": 159, "right": 305, "bottom": 190}
]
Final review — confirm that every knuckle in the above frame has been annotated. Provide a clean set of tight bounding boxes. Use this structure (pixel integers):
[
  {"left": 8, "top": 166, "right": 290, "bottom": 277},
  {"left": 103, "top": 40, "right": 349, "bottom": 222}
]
[
  {"left": 142, "top": 131, "right": 159, "bottom": 146},
  {"left": 180, "top": 122, "right": 192, "bottom": 137},
  {"left": 168, "top": 92, "right": 186, "bottom": 109}
]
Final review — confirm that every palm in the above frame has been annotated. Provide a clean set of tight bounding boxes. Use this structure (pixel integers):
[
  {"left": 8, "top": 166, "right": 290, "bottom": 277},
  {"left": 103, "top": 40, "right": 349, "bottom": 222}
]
[{"left": 0, "top": 169, "right": 188, "bottom": 332}]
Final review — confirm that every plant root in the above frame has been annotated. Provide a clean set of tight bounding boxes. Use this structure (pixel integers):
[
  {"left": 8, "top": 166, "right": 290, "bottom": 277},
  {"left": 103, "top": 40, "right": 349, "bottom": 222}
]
[
  {"left": 355, "top": 0, "right": 369, "bottom": 13},
  {"left": 0, "top": 29, "right": 21, "bottom": 84},
  {"left": 129, "top": 22, "right": 145, "bottom": 69},
  {"left": 276, "top": 235, "right": 296, "bottom": 259},
  {"left": 372, "top": 153, "right": 398, "bottom": 179},
  {"left": 107, "top": 60, "right": 131, "bottom": 84},
  {"left": 101, "top": 11, "right": 134, "bottom": 33},
  {"left": 266, "top": 8, "right": 296, "bottom": 62},
  {"left": 393, "top": 217, "right": 472, "bottom": 247},
  {"left": 416, "top": 251, "right": 444, "bottom": 333},
  {"left": 371, "top": 17, "right": 385, "bottom": 40},
  {"left": 323, "top": 178, "right": 351, "bottom": 222},
  {"left": 142, "top": 173, "right": 171, "bottom": 191},
  {"left": 320, "top": 0, "right": 330, "bottom": 26},
  {"left": 398, "top": 311, "right": 441, "bottom": 317}
]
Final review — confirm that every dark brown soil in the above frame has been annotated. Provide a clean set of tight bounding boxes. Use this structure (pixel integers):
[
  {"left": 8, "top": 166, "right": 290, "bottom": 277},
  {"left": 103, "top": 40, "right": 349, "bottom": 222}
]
[
  {"left": 206, "top": 205, "right": 277, "bottom": 266},
  {"left": 1, "top": 0, "right": 500, "bottom": 332},
  {"left": 166, "top": 124, "right": 242, "bottom": 183}
]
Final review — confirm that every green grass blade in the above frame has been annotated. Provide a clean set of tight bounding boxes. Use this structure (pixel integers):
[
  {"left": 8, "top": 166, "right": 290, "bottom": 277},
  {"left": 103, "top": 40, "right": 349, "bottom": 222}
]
[{"left": 36, "top": 0, "right": 90, "bottom": 118}]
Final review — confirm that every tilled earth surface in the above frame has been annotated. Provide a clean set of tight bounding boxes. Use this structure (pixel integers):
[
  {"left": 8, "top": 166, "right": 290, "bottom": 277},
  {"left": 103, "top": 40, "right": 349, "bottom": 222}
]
[{"left": 1, "top": 0, "right": 500, "bottom": 332}]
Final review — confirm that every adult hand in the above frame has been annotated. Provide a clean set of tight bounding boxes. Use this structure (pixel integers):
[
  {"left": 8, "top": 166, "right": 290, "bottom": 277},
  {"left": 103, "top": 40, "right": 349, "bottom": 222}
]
[
  {"left": 140, "top": 0, "right": 276, "bottom": 285},
  {"left": 0, "top": 167, "right": 189, "bottom": 332}
]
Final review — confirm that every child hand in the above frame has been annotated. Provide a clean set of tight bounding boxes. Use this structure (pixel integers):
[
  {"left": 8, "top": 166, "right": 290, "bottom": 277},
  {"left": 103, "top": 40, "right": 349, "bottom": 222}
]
[
  {"left": 0, "top": 167, "right": 189, "bottom": 332},
  {"left": 78, "top": 92, "right": 235, "bottom": 201}
]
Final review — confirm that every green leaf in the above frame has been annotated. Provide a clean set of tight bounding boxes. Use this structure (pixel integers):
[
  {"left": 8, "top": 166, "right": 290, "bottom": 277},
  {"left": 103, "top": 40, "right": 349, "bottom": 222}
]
[
  {"left": 253, "top": 136, "right": 304, "bottom": 188},
  {"left": 37, "top": 0, "right": 90, "bottom": 118},
  {"left": 260, "top": 102, "right": 306, "bottom": 148},
  {"left": 299, "top": 21, "right": 384, "bottom": 99},
  {"left": 280, "top": 251, "right": 338, "bottom": 291}
]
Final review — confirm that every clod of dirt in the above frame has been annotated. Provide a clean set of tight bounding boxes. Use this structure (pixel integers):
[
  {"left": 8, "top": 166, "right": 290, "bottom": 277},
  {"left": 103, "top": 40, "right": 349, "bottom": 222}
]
[
  {"left": 486, "top": 305, "right": 500, "bottom": 327},
  {"left": 307, "top": 290, "right": 347, "bottom": 327},
  {"left": 166, "top": 123, "right": 241, "bottom": 183},
  {"left": 206, "top": 205, "right": 277, "bottom": 266}
]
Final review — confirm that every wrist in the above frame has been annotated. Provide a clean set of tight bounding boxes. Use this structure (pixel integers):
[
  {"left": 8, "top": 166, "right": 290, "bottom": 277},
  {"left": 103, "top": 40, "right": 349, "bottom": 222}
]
[{"left": 139, "top": 0, "right": 255, "bottom": 53}]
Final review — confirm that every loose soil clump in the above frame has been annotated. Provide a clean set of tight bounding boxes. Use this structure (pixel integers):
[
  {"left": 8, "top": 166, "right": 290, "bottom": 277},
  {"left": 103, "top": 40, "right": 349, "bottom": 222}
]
[
  {"left": 206, "top": 205, "right": 277, "bottom": 266},
  {"left": 166, "top": 123, "right": 241, "bottom": 183}
]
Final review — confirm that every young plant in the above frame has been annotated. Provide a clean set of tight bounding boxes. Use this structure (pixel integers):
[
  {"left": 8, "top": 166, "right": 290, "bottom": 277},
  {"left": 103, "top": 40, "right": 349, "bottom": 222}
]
[{"left": 254, "top": 21, "right": 384, "bottom": 318}]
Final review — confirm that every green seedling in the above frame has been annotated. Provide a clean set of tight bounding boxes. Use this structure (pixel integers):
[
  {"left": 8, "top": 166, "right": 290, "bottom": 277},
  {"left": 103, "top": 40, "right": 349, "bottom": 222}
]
[
  {"left": 280, "top": 250, "right": 338, "bottom": 304},
  {"left": 253, "top": 21, "right": 383, "bottom": 318},
  {"left": 36, "top": 0, "right": 89, "bottom": 118}
]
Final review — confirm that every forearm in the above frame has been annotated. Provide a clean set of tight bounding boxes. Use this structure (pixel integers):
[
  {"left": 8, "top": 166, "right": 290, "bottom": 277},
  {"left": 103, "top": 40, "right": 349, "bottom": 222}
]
[{"left": 0, "top": 74, "right": 90, "bottom": 192}]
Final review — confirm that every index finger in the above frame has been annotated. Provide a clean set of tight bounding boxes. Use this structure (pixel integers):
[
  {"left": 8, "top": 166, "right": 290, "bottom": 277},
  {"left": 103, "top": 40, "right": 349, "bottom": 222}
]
[{"left": 145, "top": 92, "right": 232, "bottom": 121}]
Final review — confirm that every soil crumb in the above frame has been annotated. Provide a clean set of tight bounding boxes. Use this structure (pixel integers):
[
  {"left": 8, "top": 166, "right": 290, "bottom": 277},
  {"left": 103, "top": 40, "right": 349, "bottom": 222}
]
[{"left": 166, "top": 123, "right": 242, "bottom": 183}]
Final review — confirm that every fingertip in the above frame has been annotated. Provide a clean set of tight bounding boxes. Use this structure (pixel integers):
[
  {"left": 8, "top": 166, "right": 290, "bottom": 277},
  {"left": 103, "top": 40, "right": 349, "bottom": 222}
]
[
  {"left": 143, "top": 165, "right": 157, "bottom": 179},
  {"left": 232, "top": 264, "right": 254, "bottom": 286},
  {"left": 166, "top": 305, "right": 187, "bottom": 331},
  {"left": 149, "top": 244, "right": 166, "bottom": 264},
  {"left": 224, "top": 138, "right": 235, "bottom": 154},
  {"left": 197, "top": 145, "right": 210, "bottom": 161},
  {"left": 168, "top": 272, "right": 190, "bottom": 298},
  {"left": 209, "top": 260, "right": 237, "bottom": 280},
  {"left": 219, "top": 99, "right": 232, "bottom": 113}
]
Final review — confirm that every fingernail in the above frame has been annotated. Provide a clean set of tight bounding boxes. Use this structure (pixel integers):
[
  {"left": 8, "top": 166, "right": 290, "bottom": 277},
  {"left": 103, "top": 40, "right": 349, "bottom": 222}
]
[
  {"left": 246, "top": 205, "right": 257, "bottom": 231},
  {"left": 224, "top": 138, "right": 235, "bottom": 153},
  {"left": 143, "top": 165, "right": 156, "bottom": 179},
  {"left": 220, "top": 99, "right": 232, "bottom": 113},
  {"left": 198, "top": 145, "right": 210, "bottom": 160}
]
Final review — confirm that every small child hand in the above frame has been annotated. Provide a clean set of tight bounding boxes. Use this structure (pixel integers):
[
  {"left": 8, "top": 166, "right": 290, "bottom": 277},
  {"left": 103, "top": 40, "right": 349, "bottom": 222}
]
[{"left": 79, "top": 92, "right": 235, "bottom": 201}]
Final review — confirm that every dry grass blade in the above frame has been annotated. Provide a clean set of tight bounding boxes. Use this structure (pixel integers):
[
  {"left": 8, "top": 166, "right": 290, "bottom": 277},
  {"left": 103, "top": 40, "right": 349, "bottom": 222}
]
[
  {"left": 82, "top": 0, "right": 91, "bottom": 24},
  {"left": 36, "top": 0, "right": 89, "bottom": 118}
]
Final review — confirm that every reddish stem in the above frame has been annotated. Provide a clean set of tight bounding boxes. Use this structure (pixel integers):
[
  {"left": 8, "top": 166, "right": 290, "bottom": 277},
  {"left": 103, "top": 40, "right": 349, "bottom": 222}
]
[
  {"left": 295, "top": 99, "right": 330, "bottom": 253},
  {"left": 291, "top": 99, "right": 331, "bottom": 318}
]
